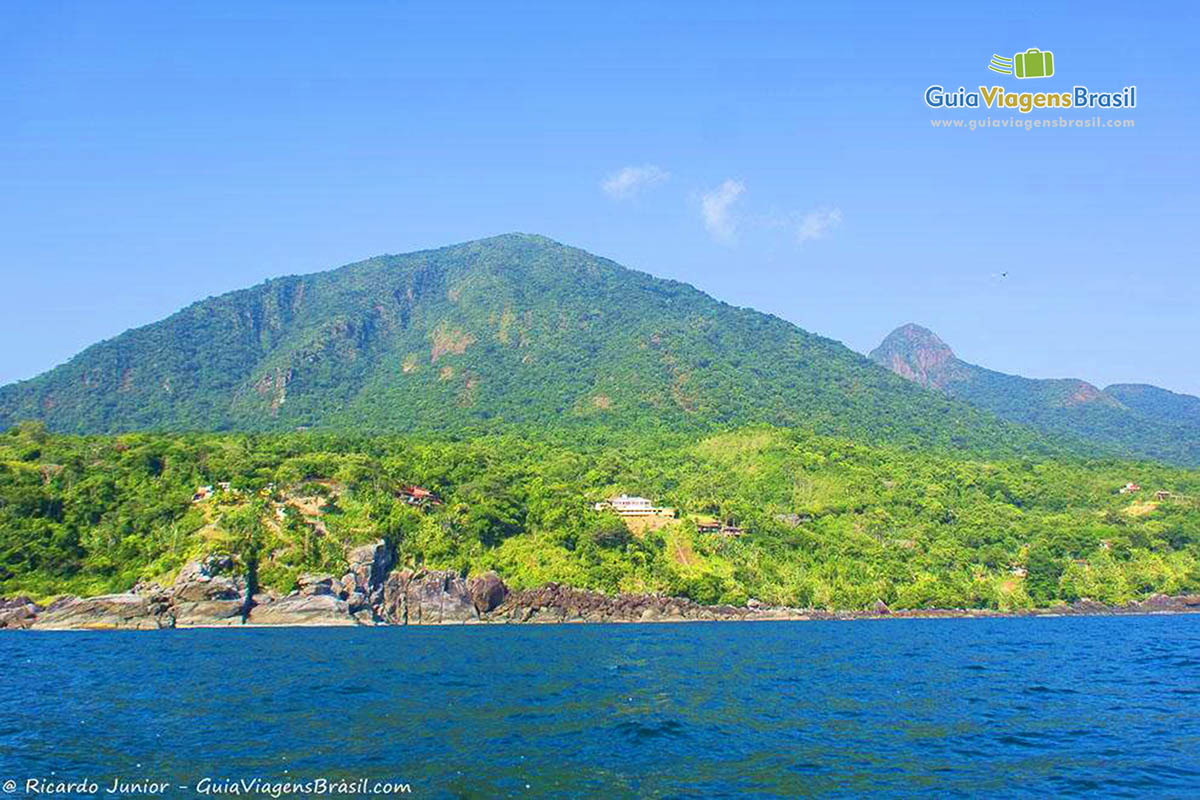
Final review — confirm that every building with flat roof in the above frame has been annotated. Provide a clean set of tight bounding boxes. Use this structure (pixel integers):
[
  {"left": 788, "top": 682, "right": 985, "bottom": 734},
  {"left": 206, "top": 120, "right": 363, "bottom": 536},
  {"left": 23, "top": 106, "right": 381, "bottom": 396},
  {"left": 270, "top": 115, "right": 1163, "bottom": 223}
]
[{"left": 594, "top": 494, "right": 673, "bottom": 517}]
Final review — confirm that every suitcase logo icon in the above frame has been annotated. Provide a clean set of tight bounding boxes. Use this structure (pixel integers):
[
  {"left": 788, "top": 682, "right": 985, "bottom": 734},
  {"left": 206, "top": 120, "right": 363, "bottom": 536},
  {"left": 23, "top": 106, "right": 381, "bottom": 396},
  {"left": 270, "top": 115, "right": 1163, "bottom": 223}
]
[{"left": 988, "top": 48, "right": 1055, "bottom": 79}]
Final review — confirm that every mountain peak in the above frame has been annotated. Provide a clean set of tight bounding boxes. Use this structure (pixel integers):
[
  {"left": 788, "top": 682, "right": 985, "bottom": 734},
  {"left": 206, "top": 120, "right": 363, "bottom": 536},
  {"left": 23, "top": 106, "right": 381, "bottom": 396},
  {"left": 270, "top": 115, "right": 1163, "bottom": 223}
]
[
  {"left": 879, "top": 323, "right": 953, "bottom": 354},
  {"left": 462, "top": 232, "right": 564, "bottom": 248},
  {"left": 398, "top": 232, "right": 575, "bottom": 262},
  {"left": 868, "top": 324, "right": 959, "bottom": 388}
]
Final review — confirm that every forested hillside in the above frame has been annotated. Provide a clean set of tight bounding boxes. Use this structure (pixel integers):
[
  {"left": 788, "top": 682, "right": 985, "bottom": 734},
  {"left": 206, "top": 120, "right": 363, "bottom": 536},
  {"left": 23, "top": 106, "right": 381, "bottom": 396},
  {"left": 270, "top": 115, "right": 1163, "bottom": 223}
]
[
  {"left": 0, "top": 235, "right": 1048, "bottom": 456},
  {"left": 1106, "top": 383, "right": 1200, "bottom": 428},
  {"left": 871, "top": 324, "right": 1200, "bottom": 466},
  {"left": 5, "top": 237, "right": 1197, "bottom": 611},
  {"left": 3, "top": 423, "right": 1197, "bottom": 610}
]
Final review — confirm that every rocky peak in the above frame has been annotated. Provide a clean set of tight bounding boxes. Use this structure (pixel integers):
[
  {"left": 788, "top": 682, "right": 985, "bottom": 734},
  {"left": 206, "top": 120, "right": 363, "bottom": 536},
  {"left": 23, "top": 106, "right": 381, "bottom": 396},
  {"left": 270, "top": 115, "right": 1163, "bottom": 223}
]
[
  {"left": 1059, "top": 380, "right": 1110, "bottom": 408},
  {"left": 868, "top": 324, "right": 961, "bottom": 389}
]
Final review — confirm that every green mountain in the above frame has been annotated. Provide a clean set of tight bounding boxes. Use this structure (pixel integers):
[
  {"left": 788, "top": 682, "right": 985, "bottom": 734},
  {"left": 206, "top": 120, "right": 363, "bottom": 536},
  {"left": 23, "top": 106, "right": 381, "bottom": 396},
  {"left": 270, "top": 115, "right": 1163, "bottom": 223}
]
[
  {"left": 1, "top": 234, "right": 1036, "bottom": 452},
  {"left": 870, "top": 323, "right": 1200, "bottom": 466},
  {"left": 1106, "top": 383, "right": 1200, "bottom": 428}
]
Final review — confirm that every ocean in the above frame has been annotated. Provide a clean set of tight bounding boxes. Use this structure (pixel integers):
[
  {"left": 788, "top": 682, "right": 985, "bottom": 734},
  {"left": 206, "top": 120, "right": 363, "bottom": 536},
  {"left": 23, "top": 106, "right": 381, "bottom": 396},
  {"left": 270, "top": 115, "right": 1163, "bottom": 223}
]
[{"left": 2, "top": 616, "right": 1198, "bottom": 798}]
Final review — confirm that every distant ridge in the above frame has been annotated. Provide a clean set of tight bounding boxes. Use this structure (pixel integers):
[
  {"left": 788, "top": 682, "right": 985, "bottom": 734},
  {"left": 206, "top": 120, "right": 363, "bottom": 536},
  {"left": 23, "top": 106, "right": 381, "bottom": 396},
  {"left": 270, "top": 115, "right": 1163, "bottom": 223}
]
[
  {"left": 1105, "top": 383, "right": 1200, "bottom": 428},
  {"left": 870, "top": 323, "right": 1200, "bottom": 466}
]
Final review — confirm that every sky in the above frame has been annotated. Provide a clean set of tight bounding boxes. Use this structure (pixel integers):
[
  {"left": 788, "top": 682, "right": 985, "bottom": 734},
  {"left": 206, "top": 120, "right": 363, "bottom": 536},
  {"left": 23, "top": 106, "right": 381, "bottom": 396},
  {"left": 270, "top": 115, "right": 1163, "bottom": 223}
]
[{"left": 2, "top": 2, "right": 1197, "bottom": 394}]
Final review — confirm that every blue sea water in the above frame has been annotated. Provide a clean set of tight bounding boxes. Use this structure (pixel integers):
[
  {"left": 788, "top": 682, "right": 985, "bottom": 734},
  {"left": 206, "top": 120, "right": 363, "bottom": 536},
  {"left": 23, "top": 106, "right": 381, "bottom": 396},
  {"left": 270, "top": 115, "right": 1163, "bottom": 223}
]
[{"left": 1, "top": 616, "right": 1199, "bottom": 799}]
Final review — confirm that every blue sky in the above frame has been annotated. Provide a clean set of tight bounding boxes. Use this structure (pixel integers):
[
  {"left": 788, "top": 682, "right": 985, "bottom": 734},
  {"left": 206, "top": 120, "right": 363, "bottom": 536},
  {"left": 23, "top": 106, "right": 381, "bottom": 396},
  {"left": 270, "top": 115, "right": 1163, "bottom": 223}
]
[{"left": 2, "top": 2, "right": 1197, "bottom": 393}]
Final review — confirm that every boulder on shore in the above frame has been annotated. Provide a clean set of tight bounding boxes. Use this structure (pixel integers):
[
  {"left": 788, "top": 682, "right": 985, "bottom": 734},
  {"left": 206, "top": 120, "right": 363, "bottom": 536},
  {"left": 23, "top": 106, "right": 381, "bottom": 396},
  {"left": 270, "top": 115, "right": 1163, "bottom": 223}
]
[
  {"left": 0, "top": 596, "right": 41, "bottom": 630},
  {"left": 1071, "top": 598, "right": 1111, "bottom": 615},
  {"left": 246, "top": 593, "right": 359, "bottom": 626},
  {"left": 347, "top": 540, "right": 393, "bottom": 600},
  {"left": 33, "top": 593, "right": 172, "bottom": 630},
  {"left": 1140, "top": 593, "right": 1174, "bottom": 610},
  {"left": 170, "top": 556, "right": 248, "bottom": 626},
  {"left": 297, "top": 574, "right": 338, "bottom": 597},
  {"left": 467, "top": 571, "right": 508, "bottom": 613},
  {"left": 381, "top": 569, "right": 478, "bottom": 624}
]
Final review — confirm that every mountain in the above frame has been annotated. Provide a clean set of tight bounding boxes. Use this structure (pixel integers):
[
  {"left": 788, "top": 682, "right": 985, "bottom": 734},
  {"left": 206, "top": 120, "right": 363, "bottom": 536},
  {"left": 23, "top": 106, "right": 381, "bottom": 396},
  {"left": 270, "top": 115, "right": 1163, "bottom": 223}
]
[
  {"left": 0, "top": 234, "right": 1039, "bottom": 452},
  {"left": 870, "top": 323, "right": 1200, "bottom": 466},
  {"left": 1105, "top": 383, "right": 1200, "bottom": 428}
]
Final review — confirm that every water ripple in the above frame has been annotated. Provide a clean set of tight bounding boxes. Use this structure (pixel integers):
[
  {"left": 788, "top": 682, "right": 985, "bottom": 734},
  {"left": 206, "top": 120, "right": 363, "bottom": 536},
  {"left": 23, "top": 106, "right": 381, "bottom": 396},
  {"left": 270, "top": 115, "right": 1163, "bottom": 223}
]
[{"left": 1, "top": 616, "right": 1199, "bottom": 798}]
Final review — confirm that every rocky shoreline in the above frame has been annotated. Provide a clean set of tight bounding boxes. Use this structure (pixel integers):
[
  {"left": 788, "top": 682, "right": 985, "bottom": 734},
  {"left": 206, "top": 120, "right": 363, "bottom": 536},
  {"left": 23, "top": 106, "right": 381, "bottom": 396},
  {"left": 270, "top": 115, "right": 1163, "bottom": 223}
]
[{"left": 3, "top": 541, "right": 1200, "bottom": 630}]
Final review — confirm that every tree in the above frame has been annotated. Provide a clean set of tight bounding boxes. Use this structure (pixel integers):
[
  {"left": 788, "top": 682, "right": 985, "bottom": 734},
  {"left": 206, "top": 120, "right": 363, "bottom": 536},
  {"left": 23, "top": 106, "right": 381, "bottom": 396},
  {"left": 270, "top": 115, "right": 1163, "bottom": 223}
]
[{"left": 1025, "top": 544, "right": 1063, "bottom": 603}]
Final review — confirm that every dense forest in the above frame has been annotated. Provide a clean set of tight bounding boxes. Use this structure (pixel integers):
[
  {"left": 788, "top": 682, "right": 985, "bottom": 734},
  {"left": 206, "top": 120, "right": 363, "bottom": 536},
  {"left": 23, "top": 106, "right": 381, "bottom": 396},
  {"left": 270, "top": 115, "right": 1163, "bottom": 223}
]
[
  {"left": 0, "top": 235, "right": 1059, "bottom": 459},
  {"left": 3, "top": 421, "right": 1197, "bottom": 610}
]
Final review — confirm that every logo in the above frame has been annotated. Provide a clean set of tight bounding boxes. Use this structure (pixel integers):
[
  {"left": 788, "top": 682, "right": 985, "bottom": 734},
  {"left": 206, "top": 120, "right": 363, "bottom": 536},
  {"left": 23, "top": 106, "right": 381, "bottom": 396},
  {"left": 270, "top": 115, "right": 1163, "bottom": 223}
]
[
  {"left": 989, "top": 48, "right": 1055, "bottom": 79},
  {"left": 924, "top": 48, "right": 1136, "bottom": 114}
]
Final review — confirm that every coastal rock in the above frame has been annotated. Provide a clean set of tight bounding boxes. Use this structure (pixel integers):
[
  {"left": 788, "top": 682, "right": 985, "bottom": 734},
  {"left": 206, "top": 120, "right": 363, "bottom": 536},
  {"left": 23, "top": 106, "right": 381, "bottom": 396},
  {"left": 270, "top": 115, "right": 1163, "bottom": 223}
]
[
  {"left": 33, "top": 593, "right": 172, "bottom": 630},
  {"left": 1141, "top": 593, "right": 1174, "bottom": 610},
  {"left": 381, "top": 569, "right": 478, "bottom": 624},
  {"left": 251, "top": 591, "right": 278, "bottom": 607},
  {"left": 297, "top": 574, "right": 337, "bottom": 597},
  {"left": 488, "top": 583, "right": 721, "bottom": 624},
  {"left": 338, "top": 569, "right": 373, "bottom": 614},
  {"left": 170, "top": 557, "right": 248, "bottom": 626},
  {"left": 14, "top": 570, "right": 1200, "bottom": 632},
  {"left": 172, "top": 572, "right": 242, "bottom": 599},
  {"left": 1071, "top": 598, "right": 1111, "bottom": 615},
  {"left": 1123, "top": 593, "right": 1200, "bottom": 614},
  {"left": 346, "top": 590, "right": 370, "bottom": 614},
  {"left": 172, "top": 599, "right": 246, "bottom": 627},
  {"left": 467, "top": 571, "right": 508, "bottom": 613},
  {"left": 0, "top": 595, "right": 38, "bottom": 610},
  {"left": 0, "top": 596, "right": 41, "bottom": 630},
  {"left": 0, "top": 605, "right": 38, "bottom": 630},
  {"left": 132, "top": 580, "right": 166, "bottom": 596},
  {"left": 175, "top": 555, "right": 236, "bottom": 585},
  {"left": 247, "top": 593, "right": 358, "bottom": 626},
  {"left": 347, "top": 540, "right": 393, "bottom": 599}
]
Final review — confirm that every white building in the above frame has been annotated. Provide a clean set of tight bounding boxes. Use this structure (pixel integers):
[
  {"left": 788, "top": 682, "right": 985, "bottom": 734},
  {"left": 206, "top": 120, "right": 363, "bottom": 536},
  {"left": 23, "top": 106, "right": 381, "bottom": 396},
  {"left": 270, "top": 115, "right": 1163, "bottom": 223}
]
[{"left": 594, "top": 494, "right": 669, "bottom": 517}]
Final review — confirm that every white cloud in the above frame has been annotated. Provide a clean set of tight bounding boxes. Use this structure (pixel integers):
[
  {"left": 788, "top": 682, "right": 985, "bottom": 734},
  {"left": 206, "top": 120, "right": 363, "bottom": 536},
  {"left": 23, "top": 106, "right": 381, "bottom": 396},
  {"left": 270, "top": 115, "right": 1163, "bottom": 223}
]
[
  {"left": 602, "top": 165, "right": 669, "bottom": 199},
  {"left": 700, "top": 179, "right": 745, "bottom": 242},
  {"left": 796, "top": 207, "right": 843, "bottom": 244}
]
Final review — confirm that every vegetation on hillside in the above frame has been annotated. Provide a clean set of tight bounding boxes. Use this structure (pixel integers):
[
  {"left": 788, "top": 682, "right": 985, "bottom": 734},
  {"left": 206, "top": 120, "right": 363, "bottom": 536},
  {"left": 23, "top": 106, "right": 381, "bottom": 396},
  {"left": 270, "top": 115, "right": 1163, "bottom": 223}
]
[
  {"left": 1106, "top": 383, "right": 1200, "bottom": 428},
  {"left": 3, "top": 422, "right": 1197, "bottom": 610},
  {"left": 0, "top": 235, "right": 1055, "bottom": 459},
  {"left": 871, "top": 324, "right": 1200, "bottom": 466},
  {"left": 4, "top": 242, "right": 1194, "bottom": 609}
]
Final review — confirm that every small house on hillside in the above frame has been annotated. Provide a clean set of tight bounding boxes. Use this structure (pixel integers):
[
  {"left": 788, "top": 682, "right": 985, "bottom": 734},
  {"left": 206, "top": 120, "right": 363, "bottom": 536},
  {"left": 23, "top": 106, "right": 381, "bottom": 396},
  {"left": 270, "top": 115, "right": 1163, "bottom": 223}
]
[
  {"left": 1119, "top": 482, "right": 1141, "bottom": 495},
  {"left": 192, "top": 485, "right": 214, "bottom": 503},
  {"left": 694, "top": 514, "right": 744, "bottom": 536},
  {"left": 1155, "top": 490, "right": 1172, "bottom": 501},
  {"left": 399, "top": 485, "right": 442, "bottom": 506}
]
